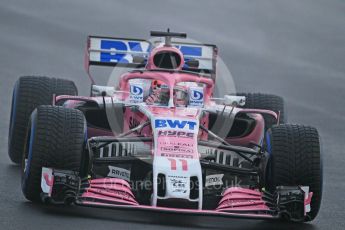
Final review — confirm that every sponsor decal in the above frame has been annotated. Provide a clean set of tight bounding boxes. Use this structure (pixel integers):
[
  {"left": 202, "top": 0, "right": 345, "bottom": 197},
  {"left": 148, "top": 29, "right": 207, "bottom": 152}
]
[
  {"left": 161, "top": 146, "right": 193, "bottom": 153},
  {"left": 161, "top": 153, "right": 193, "bottom": 159},
  {"left": 129, "top": 83, "right": 144, "bottom": 103},
  {"left": 98, "top": 39, "right": 203, "bottom": 64},
  {"left": 155, "top": 119, "right": 196, "bottom": 130},
  {"left": 100, "top": 40, "right": 150, "bottom": 63},
  {"left": 107, "top": 166, "right": 131, "bottom": 181},
  {"left": 205, "top": 174, "right": 224, "bottom": 187},
  {"left": 188, "top": 86, "right": 204, "bottom": 107},
  {"left": 159, "top": 141, "right": 193, "bottom": 147},
  {"left": 167, "top": 175, "right": 189, "bottom": 194},
  {"left": 158, "top": 130, "right": 194, "bottom": 138}
]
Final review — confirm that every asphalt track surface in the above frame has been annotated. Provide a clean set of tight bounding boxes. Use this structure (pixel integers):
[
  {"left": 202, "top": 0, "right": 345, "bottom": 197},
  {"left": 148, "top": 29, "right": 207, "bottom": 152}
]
[{"left": 1, "top": 0, "right": 345, "bottom": 229}]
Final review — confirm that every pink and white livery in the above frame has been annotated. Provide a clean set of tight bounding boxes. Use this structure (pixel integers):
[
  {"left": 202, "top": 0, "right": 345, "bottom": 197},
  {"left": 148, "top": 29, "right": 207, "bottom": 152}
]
[{"left": 8, "top": 30, "right": 322, "bottom": 222}]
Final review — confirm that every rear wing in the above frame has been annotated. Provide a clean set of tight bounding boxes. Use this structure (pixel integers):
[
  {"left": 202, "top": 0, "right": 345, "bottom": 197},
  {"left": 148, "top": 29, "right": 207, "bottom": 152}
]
[{"left": 84, "top": 36, "right": 218, "bottom": 83}]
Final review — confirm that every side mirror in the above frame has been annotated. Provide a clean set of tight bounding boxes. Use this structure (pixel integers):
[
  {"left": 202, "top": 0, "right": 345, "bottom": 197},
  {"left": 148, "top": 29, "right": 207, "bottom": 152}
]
[
  {"left": 91, "top": 85, "right": 115, "bottom": 97},
  {"left": 224, "top": 95, "right": 246, "bottom": 106}
]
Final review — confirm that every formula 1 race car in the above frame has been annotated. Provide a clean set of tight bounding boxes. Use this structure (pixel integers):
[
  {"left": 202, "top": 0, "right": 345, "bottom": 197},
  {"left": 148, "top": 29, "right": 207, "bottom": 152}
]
[{"left": 8, "top": 30, "right": 322, "bottom": 222}]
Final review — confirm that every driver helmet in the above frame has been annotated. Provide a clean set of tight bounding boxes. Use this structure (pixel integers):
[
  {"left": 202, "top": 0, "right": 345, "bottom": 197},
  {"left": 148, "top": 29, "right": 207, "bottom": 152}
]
[
  {"left": 173, "top": 85, "right": 189, "bottom": 107},
  {"left": 145, "top": 80, "right": 189, "bottom": 107}
]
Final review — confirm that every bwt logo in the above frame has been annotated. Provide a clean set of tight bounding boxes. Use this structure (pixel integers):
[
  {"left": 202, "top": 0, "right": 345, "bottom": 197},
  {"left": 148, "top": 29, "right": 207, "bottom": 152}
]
[
  {"left": 130, "top": 85, "right": 143, "bottom": 95},
  {"left": 155, "top": 119, "right": 197, "bottom": 130},
  {"left": 191, "top": 90, "right": 203, "bottom": 100},
  {"left": 100, "top": 40, "right": 149, "bottom": 63}
]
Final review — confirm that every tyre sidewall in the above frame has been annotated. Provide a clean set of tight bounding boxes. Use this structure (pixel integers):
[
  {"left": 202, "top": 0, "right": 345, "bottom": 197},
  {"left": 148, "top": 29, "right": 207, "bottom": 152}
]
[
  {"left": 8, "top": 80, "right": 21, "bottom": 162},
  {"left": 21, "top": 109, "right": 38, "bottom": 197}
]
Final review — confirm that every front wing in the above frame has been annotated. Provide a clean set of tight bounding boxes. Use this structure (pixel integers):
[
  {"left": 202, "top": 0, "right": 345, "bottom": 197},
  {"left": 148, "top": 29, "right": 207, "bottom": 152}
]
[{"left": 41, "top": 168, "right": 312, "bottom": 222}]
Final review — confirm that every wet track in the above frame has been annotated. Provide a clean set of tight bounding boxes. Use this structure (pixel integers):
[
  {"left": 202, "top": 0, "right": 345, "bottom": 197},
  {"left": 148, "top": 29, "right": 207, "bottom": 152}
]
[{"left": 1, "top": 0, "right": 345, "bottom": 229}]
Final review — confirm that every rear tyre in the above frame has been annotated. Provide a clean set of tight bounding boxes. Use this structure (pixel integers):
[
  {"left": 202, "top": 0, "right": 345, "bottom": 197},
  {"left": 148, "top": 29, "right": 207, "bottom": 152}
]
[
  {"left": 266, "top": 124, "right": 322, "bottom": 221},
  {"left": 236, "top": 93, "right": 285, "bottom": 129},
  {"left": 8, "top": 76, "right": 77, "bottom": 163},
  {"left": 22, "top": 105, "right": 86, "bottom": 202}
]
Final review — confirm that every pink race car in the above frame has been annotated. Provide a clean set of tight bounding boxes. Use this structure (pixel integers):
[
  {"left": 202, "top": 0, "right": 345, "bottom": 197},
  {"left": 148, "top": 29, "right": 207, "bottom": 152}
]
[{"left": 8, "top": 30, "right": 322, "bottom": 222}]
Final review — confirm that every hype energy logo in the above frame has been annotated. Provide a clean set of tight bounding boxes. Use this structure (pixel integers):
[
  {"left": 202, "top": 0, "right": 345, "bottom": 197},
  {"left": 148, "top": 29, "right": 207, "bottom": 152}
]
[
  {"left": 129, "top": 83, "right": 144, "bottom": 103},
  {"left": 188, "top": 86, "right": 204, "bottom": 107}
]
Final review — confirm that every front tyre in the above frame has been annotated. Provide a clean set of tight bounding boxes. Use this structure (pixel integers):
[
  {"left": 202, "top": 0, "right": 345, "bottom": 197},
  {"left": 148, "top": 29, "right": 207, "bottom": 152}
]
[
  {"left": 266, "top": 124, "right": 322, "bottom": 221},
  {"left": 22, "top": 105, "right": 86, "bottom": 202},
  {"left": 8, "top": 76, "right": 78, "bottom": 163}
]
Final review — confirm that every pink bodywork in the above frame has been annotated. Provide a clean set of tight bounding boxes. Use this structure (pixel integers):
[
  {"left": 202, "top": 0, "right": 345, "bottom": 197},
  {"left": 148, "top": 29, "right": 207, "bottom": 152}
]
[
  {"left": 55, "top": 73, "right": 277, "bottom": 212},
  {"left": 119, "top": 71, "right": 214, "bottom": 104},
  {"left": 80, "top": 178, "right": 272, "bottom": 218},
  {"left": 217, "top": 187, "right": 270, "bottom": 212},
  {"left": 81, "top": 178, "right": 138, "bottom": 206},
  {"left": 54, "top": 41, "right": 281, "bottom": 216},
  {"left": 146, "top": 46, "right": 185, "bottom": 70}
]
